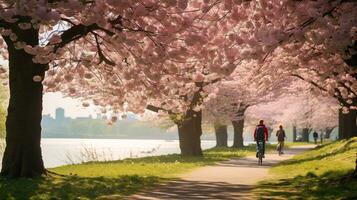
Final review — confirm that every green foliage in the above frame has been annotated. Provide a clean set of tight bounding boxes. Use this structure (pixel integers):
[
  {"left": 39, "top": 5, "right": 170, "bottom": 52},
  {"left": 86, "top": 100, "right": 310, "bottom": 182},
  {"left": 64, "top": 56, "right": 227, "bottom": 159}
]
[{"left": 254, "top": 137, "right": 357, "bottom": 199}]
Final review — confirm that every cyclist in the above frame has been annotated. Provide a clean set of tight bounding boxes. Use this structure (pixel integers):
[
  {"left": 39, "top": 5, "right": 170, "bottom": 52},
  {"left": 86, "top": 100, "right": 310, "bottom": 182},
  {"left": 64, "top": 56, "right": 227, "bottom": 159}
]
[
  {"left": 276, "top": 125, "right": 286, "bottom": 155},
  {"left": 254, "top": 120, "right": 269, "bottom": 158}
]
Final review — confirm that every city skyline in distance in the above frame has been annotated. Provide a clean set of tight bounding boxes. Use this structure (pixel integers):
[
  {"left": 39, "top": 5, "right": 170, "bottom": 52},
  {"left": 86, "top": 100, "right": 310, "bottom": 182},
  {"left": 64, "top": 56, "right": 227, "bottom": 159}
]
[{"left": 42, "top": 92, "right": 98, "bottom": 118}]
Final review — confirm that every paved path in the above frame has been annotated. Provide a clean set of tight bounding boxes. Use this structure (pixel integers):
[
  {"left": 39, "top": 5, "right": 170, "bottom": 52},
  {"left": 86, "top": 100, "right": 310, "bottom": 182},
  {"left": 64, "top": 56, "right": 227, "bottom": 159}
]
[{"left": 128, "top": 145, "right": 314, "bottom": 200}]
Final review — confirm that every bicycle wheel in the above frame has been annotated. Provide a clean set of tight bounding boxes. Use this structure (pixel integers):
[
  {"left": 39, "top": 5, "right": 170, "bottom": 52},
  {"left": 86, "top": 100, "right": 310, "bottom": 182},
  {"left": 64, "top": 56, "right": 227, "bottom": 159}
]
[{"left": 258, "top": 152, "right": 263, "bottom": 165}]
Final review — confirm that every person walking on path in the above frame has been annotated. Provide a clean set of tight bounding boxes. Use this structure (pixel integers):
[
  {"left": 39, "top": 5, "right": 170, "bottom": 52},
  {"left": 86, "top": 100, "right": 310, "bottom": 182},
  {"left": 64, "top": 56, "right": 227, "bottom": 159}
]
[
  {"left": 313, "top": 131, "right": 318, "bottom": 144},
  {"left": 320, "top": 132, "right": 324, "bottom": 144},
  {"left": 254, "top": 120, "right": 269, "bottom": 158},
  {"left": 276, "top": 125, "right": 286, "bottom": 155}
]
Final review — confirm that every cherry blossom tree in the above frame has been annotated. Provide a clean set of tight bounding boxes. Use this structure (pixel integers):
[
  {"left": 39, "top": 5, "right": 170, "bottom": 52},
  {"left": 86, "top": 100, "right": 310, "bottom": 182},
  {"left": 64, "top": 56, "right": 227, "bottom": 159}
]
[
  {"left": 243, "top": 0, "right": 357, "bottom": 138},
  {"left": 245, "top": 88, "right": 338, "bottom": 143},
  {"left": 0, "top": 0, "right": 224, "bottom": 178},
  {"left": 203, "top": 63, "right": 294, "bottom": 148},
  {"left": 0, "top": 0, "right": 355, "bottom": 178},
  {"left": 198, "top": 0, "right": 357, "bottom": 140},
  {"left": 200, "top": 0, "right": 356, "bottom": 147}
]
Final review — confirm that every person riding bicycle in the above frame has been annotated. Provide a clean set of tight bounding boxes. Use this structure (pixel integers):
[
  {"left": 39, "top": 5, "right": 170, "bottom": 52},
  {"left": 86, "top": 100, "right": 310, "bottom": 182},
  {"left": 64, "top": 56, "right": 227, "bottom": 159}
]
[
  {"left": 276, "top": 125, "right": 286, "bottom": 155},
  {"left": 254, "top": 120, "right": 269, "bottom": 158}
]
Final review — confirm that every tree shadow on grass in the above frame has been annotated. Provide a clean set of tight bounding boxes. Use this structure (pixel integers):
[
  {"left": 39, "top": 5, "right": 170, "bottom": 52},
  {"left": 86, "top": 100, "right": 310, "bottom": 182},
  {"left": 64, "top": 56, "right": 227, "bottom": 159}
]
[
  {"left": 129, "top": 179, "right": 253, "bottom": 200},
  {"left": 0, "top": 175, "right": 160, "bottom": 200},
  {"left": 254, "top": 170, "right": 357, "bottom": 200}
]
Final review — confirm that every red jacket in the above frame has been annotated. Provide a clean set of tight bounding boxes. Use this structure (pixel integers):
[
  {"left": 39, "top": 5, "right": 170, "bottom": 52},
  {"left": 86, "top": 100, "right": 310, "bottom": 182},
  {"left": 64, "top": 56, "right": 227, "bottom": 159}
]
[{"left": 254, "top": 125, "right": 269, "bottom": 141}]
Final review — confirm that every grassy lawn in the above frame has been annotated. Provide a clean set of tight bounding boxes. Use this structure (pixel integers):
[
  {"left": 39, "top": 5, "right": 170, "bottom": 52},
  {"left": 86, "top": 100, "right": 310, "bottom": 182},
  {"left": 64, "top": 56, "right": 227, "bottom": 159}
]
[
  {"left": 284, "top": 141, "right": 317, "bottom": 146},
  {"left": 0, "top": 144, "right": 275, "bottom": 200},
  {"left": 254, "top": 137, "right": 357, "bottom": 200}
]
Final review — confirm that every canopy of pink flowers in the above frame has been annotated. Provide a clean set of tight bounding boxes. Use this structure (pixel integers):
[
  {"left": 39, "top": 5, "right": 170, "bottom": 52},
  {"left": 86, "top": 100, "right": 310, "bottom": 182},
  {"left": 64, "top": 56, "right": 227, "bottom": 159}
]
[{"left": 0, "top": 0, "right": 355, "bottom": 122}]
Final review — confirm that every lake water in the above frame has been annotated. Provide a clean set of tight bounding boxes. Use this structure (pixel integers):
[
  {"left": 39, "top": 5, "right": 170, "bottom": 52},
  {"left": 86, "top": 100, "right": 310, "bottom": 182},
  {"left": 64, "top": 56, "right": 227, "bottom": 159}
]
[{"left": 0, "top": 138, "right": 242, "bottom": 168}]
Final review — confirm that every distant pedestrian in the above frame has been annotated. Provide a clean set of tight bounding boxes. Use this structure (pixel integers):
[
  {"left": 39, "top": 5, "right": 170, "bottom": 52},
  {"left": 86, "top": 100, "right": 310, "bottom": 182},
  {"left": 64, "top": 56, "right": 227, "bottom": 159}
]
[
  {"left": 276, "top": 125, "right": 286, "bottom": 155},
  {"left": 320, "top": 132, "right": 324, "bottom": 144},
  {"left": 313, "top": 131, "right": 318, "bottom": 144}
]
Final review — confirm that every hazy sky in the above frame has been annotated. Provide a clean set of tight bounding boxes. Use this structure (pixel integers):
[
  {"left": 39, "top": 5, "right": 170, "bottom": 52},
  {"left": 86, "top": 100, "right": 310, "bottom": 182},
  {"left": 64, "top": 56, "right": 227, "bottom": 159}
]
[
  {"left": 1, "top": 59, "right": 97, "bottom": 119},
  {"left": 43, "top": 92, "right": 98, "bottom": 118}
]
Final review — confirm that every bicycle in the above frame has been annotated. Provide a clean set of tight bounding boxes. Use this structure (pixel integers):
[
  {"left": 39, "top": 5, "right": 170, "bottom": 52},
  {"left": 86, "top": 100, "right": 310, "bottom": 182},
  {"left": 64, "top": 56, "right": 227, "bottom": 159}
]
[
  {"left": 257, "top": 140, "right": 264, "bottom": 166},
  {"left": 277, "top": 142, "right": 282, "bottom": 156}
]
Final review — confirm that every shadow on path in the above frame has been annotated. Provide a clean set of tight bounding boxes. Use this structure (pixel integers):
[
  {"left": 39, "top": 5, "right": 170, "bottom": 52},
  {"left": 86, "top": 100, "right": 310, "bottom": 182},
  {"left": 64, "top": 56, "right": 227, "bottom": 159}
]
[
  {"left": 128, "top": 146, "right": 315, "bottom": 200},
  {"left": 128, "top": 179, "right": 253, "bottom": 200}
]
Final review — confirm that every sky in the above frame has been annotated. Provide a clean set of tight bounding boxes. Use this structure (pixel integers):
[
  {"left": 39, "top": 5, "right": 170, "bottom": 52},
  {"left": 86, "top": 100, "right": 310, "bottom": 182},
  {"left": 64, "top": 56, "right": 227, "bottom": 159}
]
[
  {"left": 1, "top": 59, "right": 97, "bottom": 119},
  {"left": 43, "top": 92, "right": 98, "bottom": 118}
]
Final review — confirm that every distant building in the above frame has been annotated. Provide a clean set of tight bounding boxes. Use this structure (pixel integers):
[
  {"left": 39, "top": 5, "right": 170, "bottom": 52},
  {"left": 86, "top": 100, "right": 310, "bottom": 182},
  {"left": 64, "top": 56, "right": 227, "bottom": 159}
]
[
  {"left": 42, "top": 114, "right": 54, "bottom": 127},
  {"left": 55, "top": 107, "right": 65, "bottom": 122}
]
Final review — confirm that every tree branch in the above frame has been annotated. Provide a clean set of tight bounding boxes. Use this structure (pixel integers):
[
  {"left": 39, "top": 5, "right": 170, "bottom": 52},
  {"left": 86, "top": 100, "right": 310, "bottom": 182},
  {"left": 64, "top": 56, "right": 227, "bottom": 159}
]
[
  {"left": 291, "top": 73, "right": 348, "bottom": 106},
  {"left": 93, "top": 34, "right": 115, "bottom": 66},
  {"left": 53, "top": 18, "right": 115, "bottom": 52}
]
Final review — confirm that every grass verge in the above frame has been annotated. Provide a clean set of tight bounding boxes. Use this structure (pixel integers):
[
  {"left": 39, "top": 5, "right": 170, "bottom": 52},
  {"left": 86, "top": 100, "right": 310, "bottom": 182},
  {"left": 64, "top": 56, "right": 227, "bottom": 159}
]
[
  {"left": 0, "top": 144, "right": 275, "bottom": 200},
  {"left": 254, "top": 137, "right": 357, "bottom": 200}
]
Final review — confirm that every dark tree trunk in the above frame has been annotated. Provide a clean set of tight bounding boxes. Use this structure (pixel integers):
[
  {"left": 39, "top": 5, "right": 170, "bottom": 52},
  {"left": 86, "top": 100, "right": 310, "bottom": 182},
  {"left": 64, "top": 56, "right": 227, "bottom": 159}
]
[
  {"left": 214, "top": 123, "right": 228, "bottom": 147},
  {"left": 293, "top": 126, "right": 297, "bottom": 142},
  {"left": 176, "top": 110, "right": 203, "bottom": 156},
  {"left": 1, "top": 22, "right": 46, "bottom": 178},
  {"left": 338, "top": 100, "right": 357, "bottom": 139},
  {"left": 324, "top": 127, "right": 335, "bottom": 139},
  {"left": 232, "top": 107, "right": 247, "bottom": 148},
  {"left": 232, "top": 119, "right": 244, "bottom": 148},
  {"left": 302, "top": 128, "right": 310, "bottom": 142},
  {"left": 342, "top": 41, "right": 357, "bottom": 176}
]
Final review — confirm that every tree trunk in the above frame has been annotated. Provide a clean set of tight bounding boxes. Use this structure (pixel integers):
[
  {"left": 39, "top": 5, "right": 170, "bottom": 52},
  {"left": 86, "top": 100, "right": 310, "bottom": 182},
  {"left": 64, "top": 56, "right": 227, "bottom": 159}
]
[
  {"left": 324, "top": 127, "right": 335, "bottom": 139},
  {"left": 267, "top": 127, "right": 273, "bottom": 140},
  {"left": 1, "top": 23, "right": 46, "bottom": 178},
  {"left": 338, "top": 101, "right": 357, "bottom": 139},
  {"left": 293, "top": 126, "right": 297, "bottom": 142},
  {"left": 214, "top": 123, "right": 228, "bottom": 147},
  {"left": 232, "top": 106, "right": 247, "bottom": 148},
  {"left": 177, "top": 110, "right": 203, "bottom": 156},
  {"left": 232, "top": 119, "right": 244, "bottom": 148},
  {"left": 302, "top": 128, "right": 310, "bottom": 142}
]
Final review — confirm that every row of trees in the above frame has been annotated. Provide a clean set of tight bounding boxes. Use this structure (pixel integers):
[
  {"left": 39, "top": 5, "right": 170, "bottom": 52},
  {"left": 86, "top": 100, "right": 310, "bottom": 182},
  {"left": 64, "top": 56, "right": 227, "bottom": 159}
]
[
  {"left": 0, "top": 0, "right": 356, "bottom": 178},
  {"left": 208, "top": 88, "right": 339, "bottom": 147}
]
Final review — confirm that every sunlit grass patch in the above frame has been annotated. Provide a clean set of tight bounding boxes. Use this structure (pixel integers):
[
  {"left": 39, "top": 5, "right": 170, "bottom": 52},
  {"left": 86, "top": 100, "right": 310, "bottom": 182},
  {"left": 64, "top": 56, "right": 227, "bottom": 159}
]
[
  {"left": 51, "top": 146, "right": 257, "bottom": 178},
  {"left": 254, "top": 137, "right": 357, "bottom": 200}
]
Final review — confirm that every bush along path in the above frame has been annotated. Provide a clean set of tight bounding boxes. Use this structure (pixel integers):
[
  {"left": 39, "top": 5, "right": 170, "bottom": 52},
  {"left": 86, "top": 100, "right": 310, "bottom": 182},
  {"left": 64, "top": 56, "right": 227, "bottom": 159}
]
[{"left": 128, "top": 145, "right": 314, "bottom": 200}]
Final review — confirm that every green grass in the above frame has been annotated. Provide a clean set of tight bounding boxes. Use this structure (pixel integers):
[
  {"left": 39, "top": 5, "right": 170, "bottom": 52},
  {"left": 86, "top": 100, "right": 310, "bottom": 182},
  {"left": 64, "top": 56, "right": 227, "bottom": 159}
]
[
  {"left": 284, "top": 140, "right": 333, "bottom": 147},
  {"left": 51, "top": 144, "right": 275, "bottom": 178},
  {"left": 0, "top": 145, "right": 272, "bottom": 200},
  {"left": 0, "top": 175, "right": 158, "bottom": 200},
  {"left": 255, "top": 137, "right": 357, "bottom": 200},
  {"left": 284, "top": 141, "right": 316, "bottom": 146}
]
